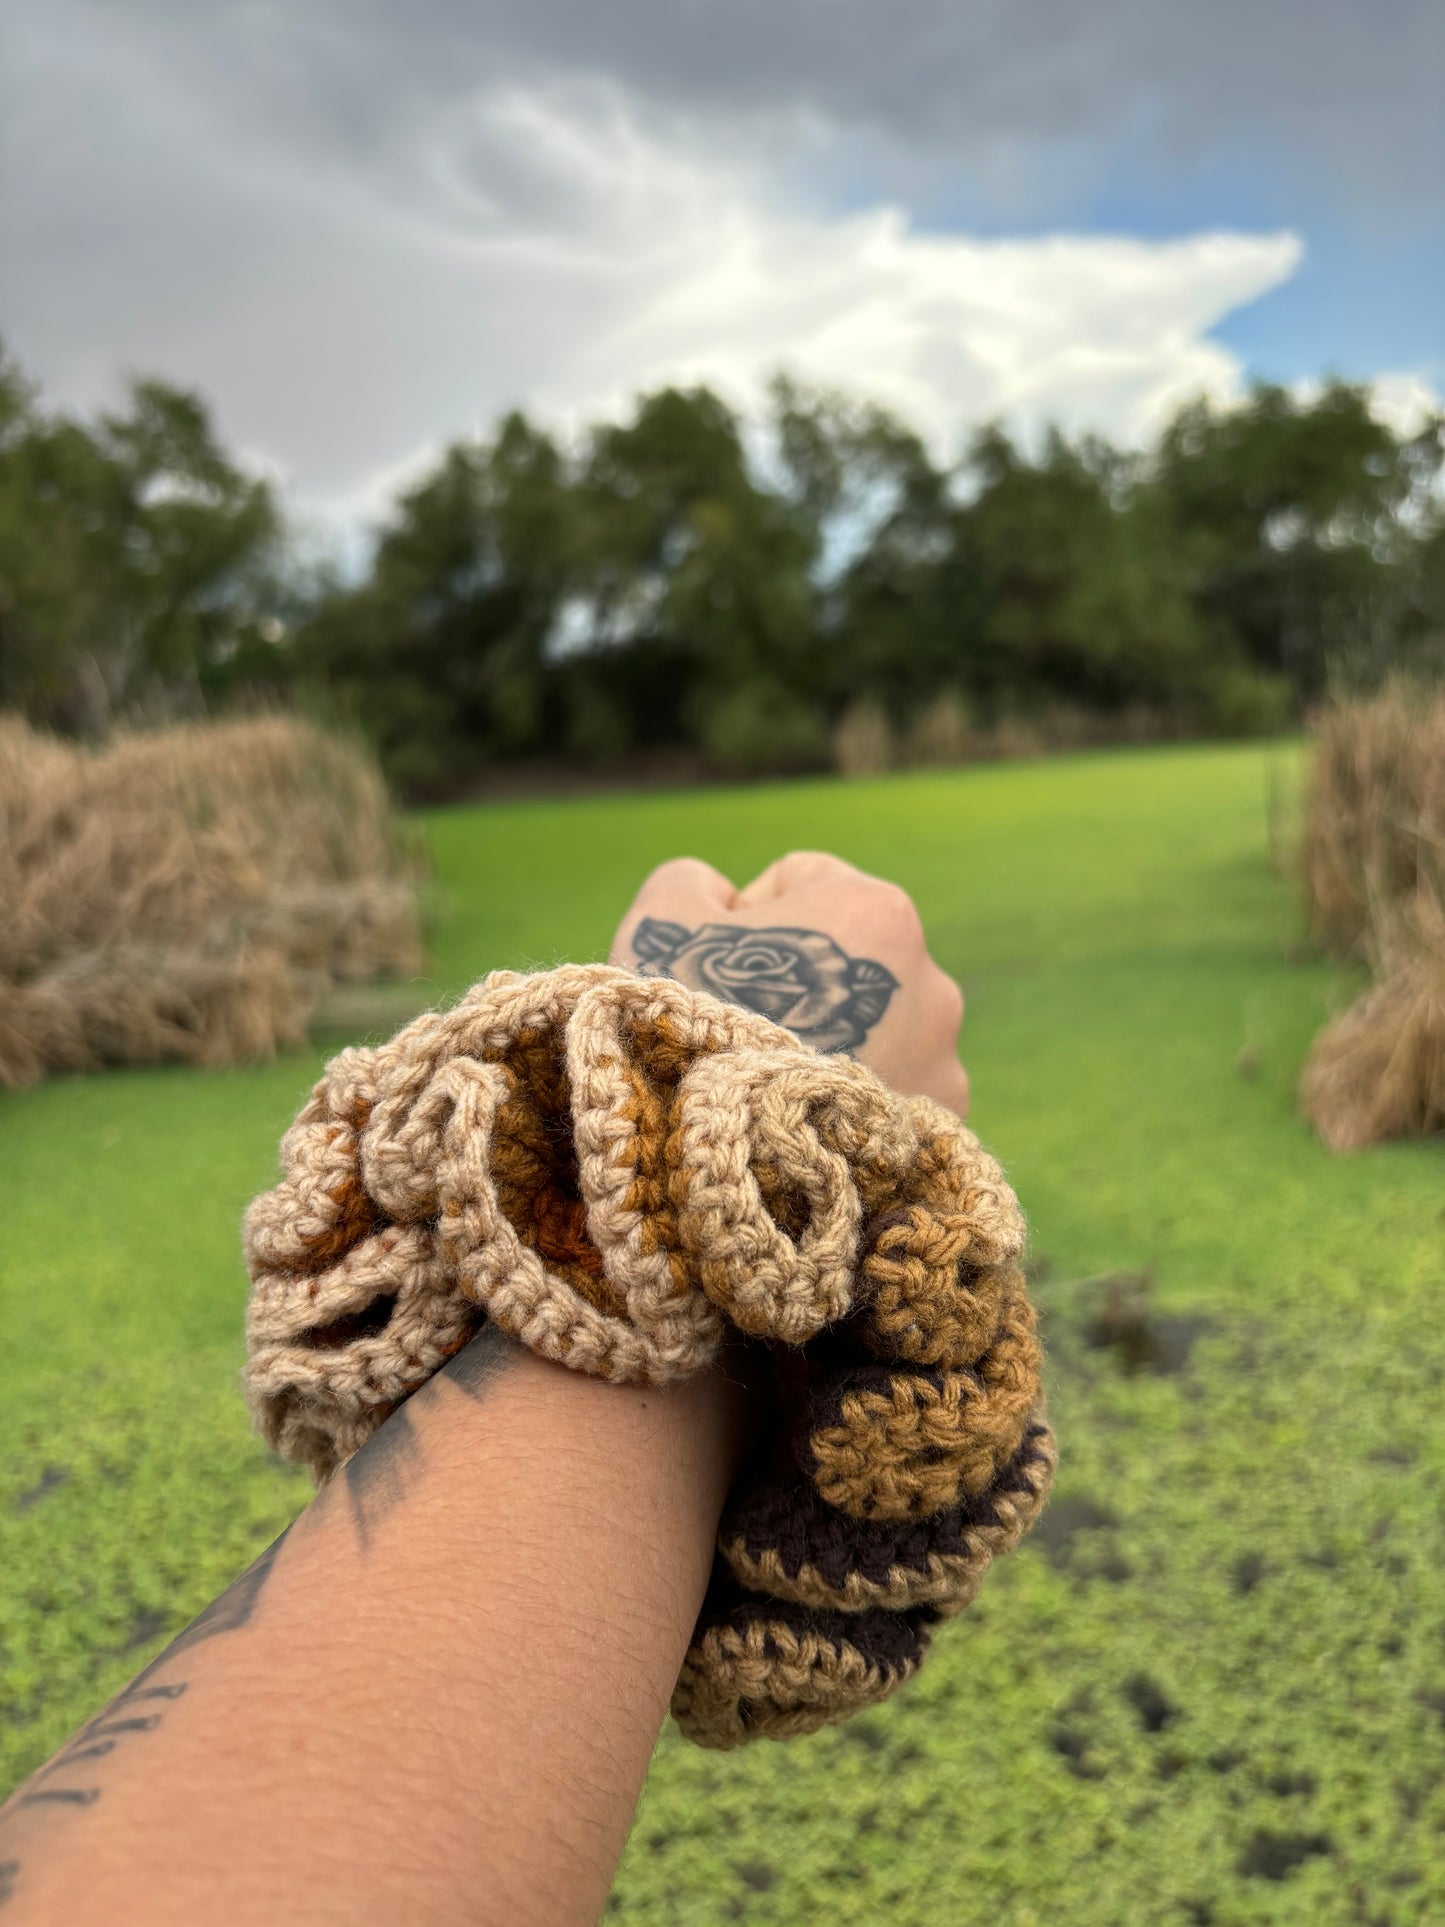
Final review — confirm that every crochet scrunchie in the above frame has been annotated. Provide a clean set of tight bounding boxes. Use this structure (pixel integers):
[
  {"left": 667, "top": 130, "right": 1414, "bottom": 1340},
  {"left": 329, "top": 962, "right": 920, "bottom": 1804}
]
[{"left": 243, "top": 964, "right": 1055, "bottom": 1747}]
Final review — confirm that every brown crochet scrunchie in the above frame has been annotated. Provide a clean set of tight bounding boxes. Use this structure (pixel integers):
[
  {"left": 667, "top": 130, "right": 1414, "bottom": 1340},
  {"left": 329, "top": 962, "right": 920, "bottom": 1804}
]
[{"left": 243, "top": 964, "right": 1055, "bottom": 1747}]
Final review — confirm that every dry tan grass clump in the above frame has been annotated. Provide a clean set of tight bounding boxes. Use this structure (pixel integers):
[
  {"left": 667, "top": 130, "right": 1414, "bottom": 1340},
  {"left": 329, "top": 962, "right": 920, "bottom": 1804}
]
[
  {"left": 906, "top": 690, "right": 974, "bottom": 768},
  {"left": 1301, "top": 900, "right": 1445, "bottom": 1151},
  {"left": 0, "top": 713, "right": 425, "bottom": 1088},
  {"left": 1302, "top": 684, "right": 1445, "bottom": 961},
  {"left": 832, "top": 699, "right": 897, "bottom": 778},
  {"left": 1299, "top": 685, "right": 1445, "bottom": 1149}
]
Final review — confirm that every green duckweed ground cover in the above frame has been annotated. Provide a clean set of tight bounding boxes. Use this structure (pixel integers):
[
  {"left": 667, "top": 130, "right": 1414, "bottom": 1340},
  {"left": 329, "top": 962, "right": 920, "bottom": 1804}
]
[{"left": 3, "top": 742, "right": 1443, "bottom": 1923}]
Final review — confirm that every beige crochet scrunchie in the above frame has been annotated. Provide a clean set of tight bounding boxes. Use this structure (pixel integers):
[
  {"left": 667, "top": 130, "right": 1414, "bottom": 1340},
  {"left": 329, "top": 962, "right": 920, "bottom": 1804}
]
[{"left": 243, "top": 964, "right": 1055, "bottom": 1747}]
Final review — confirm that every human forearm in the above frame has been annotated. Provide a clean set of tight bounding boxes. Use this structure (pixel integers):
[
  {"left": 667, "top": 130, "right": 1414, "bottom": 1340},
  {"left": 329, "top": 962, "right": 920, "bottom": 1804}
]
[{"left": 1, "top": 1329, "right": 749, "bottom": 1925}]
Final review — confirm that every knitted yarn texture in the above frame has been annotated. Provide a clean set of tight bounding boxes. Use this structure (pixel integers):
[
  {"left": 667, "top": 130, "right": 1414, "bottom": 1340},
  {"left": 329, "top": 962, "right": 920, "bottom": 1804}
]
[{"left": 243, "top": 964, "right": 1055, "bottom": 1747}]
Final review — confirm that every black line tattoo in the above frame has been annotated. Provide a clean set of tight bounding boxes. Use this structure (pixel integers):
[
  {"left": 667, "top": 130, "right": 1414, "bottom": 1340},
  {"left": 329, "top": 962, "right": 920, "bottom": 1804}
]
[
  {"left": 36, "top": 1742, "right": 114, "bottom": 1768},
  {"left": 0, "top": 1324, "right": 523, "bottom": 1907},
  {"left": 0, "top": 1528, "right": 291, "bottom": 1849},
  {"left": 633, "top": 918, "right": 898, "bottom": 1053},
  {"left": 76, "top": 1717, "right": 161, "bottom": 1740},
  {"left": 340, "top": 1318, "right": 519, "bottom": 1543},
  {"left": 341, "top": 1403, "right": 425, "bottom": 1546},
  {"left": 105, "top": 1683, "right": 188, "bottom": 1704},
  {"left": 126, "top": 1527, "right": 291, "bottom": 1688},
  {"left": 438, "top": 1318, "right": 519, "bottom": 1402}
]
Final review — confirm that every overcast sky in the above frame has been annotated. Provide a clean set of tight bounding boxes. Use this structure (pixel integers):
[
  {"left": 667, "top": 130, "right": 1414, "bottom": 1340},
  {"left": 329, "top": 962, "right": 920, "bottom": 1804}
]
[{"left": 3, "top": 0, "right": 1441, "bottom": 533}]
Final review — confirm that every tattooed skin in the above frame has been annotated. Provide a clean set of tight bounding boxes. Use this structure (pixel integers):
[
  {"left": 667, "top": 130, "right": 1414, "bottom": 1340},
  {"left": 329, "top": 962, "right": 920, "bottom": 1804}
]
[
  {"left": 439, "top": 1318, "right": 518, "bottom": 1403},
  {"left": 341, "top": 1319, "right": 517, "bottom": 1542},
  {"left": 633, "top": 918, "right": 898, "bottom": 1053},
  {"left": 4, "top": 1528, "right": 290, "bottom": 1807},
  {"left": 0, "top": 1527, "right": 293, "bottom": 1902},
  {"left": 0, "top": 1323, "right": 520, "bottom": 1907},
  {"left": 341, "top": 1401, "right": 427, "bottom": 1547}
]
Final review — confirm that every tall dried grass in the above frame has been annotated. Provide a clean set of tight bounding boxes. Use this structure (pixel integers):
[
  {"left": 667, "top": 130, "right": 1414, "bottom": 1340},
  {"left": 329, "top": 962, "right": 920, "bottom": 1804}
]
[
  {"left": 832, "top": 700, "right": 897, "bottom": 779},
  {"left": 1300, "top": 909, "right": 1445, "bottom": 1151},
  {"left": 0, "top": 713, "right": 425, "bottom": 1088},
  {"left": 1299, "top": 684, "right": 1445, "bottom": 1149},
  {"left": 1302, "top": 684, "right": 1445, "bottom": 962},
  {"left": 905, "top": 690, "right": 974, "bottom": 768}
]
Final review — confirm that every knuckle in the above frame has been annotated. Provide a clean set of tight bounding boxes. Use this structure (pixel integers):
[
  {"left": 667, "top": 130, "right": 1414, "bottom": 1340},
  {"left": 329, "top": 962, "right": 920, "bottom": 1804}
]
[
  {"left": 777, "top": 849, "right": 857, "bottom": 884},
  {"left": 937, "top": 971, "right": 965, "bottom": 1031},
  {"left": 870, "top": 879, "right": 924, "bottom": 936},
  {"left": 639, "top": 856, "right": 709, "bottom": 895}
]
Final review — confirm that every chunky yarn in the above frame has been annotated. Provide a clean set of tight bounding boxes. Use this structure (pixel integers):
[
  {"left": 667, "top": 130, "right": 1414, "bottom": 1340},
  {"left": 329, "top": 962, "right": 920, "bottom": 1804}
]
[{"left": 243, "top": 964, "right": 1055, "bottom": 1746}]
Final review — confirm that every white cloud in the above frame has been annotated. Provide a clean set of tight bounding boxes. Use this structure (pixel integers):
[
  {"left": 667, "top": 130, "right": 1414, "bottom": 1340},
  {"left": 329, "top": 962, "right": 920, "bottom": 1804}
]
[
  {"left": 3, "top": 32, "right": 1305, "bottom": 535},
  {"left": 1366, "top": 372, "right": 1442, "bottom": 441},
  {"left": 304, "top": 89, "right": 1307, "bottom": 529}
]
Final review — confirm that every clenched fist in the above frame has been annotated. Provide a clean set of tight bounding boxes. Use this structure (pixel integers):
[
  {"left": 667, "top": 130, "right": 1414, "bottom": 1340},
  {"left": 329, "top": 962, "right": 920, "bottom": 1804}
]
[{"left": 610, "top": 850, "right": 969, "bottom": 1115}]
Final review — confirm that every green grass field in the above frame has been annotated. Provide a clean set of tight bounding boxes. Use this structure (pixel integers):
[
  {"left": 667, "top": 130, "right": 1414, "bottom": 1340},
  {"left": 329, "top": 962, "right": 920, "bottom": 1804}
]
[{"left": 4, "top": 743, "right": 1443, "bottom": 1924}]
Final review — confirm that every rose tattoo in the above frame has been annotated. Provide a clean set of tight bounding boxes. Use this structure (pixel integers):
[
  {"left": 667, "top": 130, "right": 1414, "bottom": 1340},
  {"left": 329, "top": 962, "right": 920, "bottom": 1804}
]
[{"left": 633, "top": 919, "right": 898, "bottom": 1053}]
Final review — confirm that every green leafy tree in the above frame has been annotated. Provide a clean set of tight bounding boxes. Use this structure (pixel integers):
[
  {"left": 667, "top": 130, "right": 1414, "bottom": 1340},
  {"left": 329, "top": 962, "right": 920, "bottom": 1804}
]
[
  {"left": 1152, "top": 382, "right": 1444, "bottom": 695},
  {"left": 770, "top": 378, "right": 962, "bottom": 718},
  {"left": 3, "top": 341, "right": 1441, "bottom": 790},
  {"left": 297, "top": 413, "right": 575, "bottom": 790},
  {"left": 950, "top": 426, "right": 1221, "bottom": 715},
  {"left": 574, "top": 387, "right": 820, "bottom": 764},
  {"left": 0, "top": 349, "right": 282, "bottom": 731}
]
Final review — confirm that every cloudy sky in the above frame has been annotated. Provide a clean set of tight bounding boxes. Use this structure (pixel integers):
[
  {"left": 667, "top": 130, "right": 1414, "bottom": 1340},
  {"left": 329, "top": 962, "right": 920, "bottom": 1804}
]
[{"left": 3, "top": 0, "right": 1441, "bottom": 530}]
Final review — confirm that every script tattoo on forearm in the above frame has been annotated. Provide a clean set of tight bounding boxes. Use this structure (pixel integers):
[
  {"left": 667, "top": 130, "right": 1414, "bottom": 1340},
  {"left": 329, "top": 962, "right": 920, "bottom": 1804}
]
[
  {"left": 633, "top": 919, "right": 898, "bottom": 1053},
  {"left": 0, "top": 1526, "right": 293, "bottom": 1900},
  {"left": 0, "top": 1324, "right": 520, "bottom": 1906}
]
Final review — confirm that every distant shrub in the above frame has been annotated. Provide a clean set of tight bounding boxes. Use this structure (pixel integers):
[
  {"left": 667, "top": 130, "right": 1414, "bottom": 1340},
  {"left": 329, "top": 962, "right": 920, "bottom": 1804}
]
[
  {"left": 906, "top": 690, "right": 973, "bottom": 768},
  {"left": 696, "top": 681, "right": 827, "bottom": 778},
  {"left": 1025, "top": 704, "right": 1190, "bottom": 754},
  {"left": 1206, "top": 664, "right": 1294, "bottom": 739},
  {"left": 1298, "top": 684, "right": 1445, "bottom": 1148},
  {"left": 0, "top": 713, "right": 425, "bottom": 1087},
  {"left": 564, "top": 683, "right": 635, "bottom": 766},
  {"left": 986, "top": 712, "right": 1047, "bottom": 761},
  {"left": 832, "top": 700, "right": 897, "bottom": 778}
]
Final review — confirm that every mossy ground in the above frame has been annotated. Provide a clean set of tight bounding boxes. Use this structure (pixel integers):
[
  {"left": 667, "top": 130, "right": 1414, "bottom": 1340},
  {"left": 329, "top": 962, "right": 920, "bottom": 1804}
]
[{"left": 3, "top": 743, "right": 1442, "bottom": 1923}]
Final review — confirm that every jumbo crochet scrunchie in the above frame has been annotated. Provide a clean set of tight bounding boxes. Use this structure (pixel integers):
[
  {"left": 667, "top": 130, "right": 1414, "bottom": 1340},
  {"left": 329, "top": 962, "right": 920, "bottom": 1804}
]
[{"left": 243, "top": 964, "right": 1055, "bottom": 1747}]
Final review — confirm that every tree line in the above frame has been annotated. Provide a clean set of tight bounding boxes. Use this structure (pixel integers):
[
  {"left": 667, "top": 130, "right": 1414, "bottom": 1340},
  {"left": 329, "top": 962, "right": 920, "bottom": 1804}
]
[{"left": 2, "top": 343, "right": 1441, "bottom": 794}]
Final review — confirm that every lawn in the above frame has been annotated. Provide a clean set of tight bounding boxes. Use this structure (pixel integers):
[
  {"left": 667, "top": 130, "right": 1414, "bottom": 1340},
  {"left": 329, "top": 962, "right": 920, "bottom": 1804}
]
[{"left": 3, "top": 742, "right": 1443, "bottom": 1924}]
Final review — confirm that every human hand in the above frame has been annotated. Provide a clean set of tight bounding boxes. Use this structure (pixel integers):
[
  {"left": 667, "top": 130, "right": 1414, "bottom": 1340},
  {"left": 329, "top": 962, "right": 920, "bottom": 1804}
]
[{"left": 609, "top": 851, "right": 969, "bottom": 1115}]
